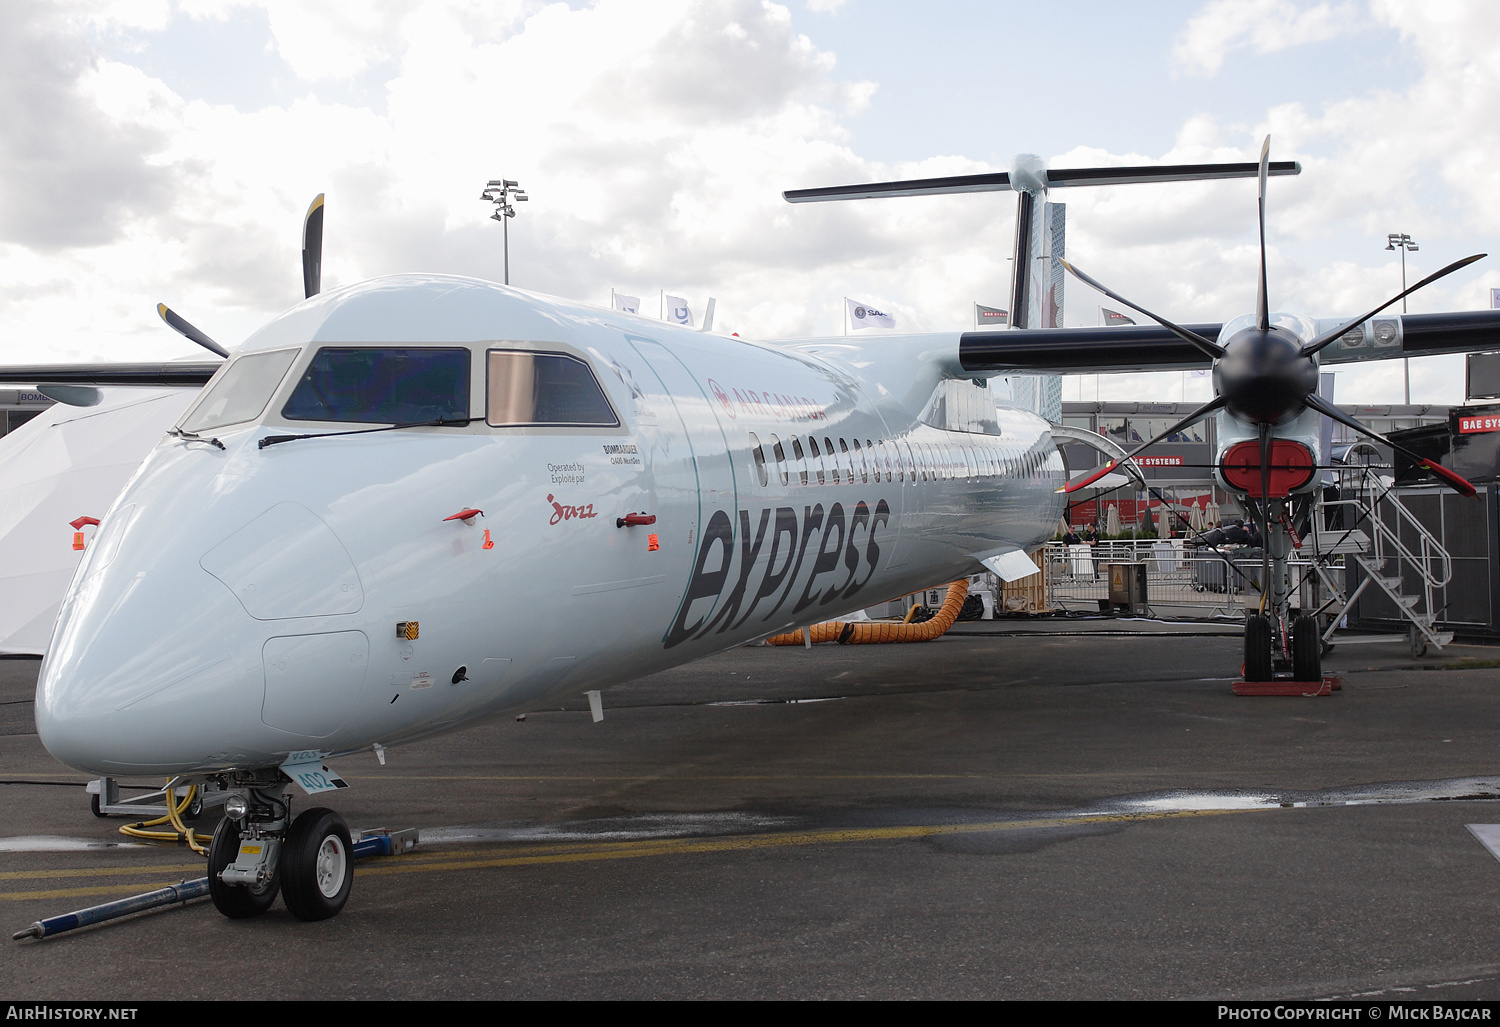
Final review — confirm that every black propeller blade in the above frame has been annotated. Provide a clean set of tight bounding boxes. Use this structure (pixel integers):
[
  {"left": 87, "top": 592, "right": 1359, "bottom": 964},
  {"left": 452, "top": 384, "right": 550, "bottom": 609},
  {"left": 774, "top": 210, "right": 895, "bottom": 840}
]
[
  {"left": 302, "top": 193, "right": 324, "bottom": 299},
  {"left": 1255, "top": 136, "right": 1271, "bottom": 332},
  {"left": 1304, "top": 394, "right": 1476, "bottom": 497},
  {"left": 155, "top": 303, "right": 229, "bottom": 358},
  {"left": 1059, "top": 395, "right": 1227, "bottom": 493},
  {"left": 1301, "top": 253, "right": 1487, "bottom": 357},
  {"left": 1058, "top": 259, "right": 1225, "bottom": 360},
  {"left": 782, "top": 160, "right": 1300, "bottom": 203}
]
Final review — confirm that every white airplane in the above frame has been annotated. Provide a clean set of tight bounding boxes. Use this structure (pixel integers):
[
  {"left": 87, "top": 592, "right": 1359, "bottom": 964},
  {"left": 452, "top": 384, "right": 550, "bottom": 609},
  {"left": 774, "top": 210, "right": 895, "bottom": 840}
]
[{"left": 3, "top": 146, "right": 1494, "bottom": 924}]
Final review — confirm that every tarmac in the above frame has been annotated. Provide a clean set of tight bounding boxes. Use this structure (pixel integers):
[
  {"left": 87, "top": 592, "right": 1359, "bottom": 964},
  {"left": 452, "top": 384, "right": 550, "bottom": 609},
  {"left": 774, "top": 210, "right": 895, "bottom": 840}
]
[{"left": 3, "top": 616, "right": 1500, "bottom": 1000}]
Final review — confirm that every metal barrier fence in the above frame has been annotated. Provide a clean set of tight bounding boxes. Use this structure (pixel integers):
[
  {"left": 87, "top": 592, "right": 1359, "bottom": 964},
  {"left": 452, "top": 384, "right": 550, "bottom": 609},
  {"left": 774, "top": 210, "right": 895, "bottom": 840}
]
[{"left": 1042, "top": 541, "right": 1254, "bottom": 618}]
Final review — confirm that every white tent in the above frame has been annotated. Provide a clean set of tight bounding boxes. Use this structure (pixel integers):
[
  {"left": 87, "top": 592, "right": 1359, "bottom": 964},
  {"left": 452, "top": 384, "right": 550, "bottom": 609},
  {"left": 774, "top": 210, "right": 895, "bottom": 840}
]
[{"left": 0, "top": 389, "right": 197, "bottom": 655}]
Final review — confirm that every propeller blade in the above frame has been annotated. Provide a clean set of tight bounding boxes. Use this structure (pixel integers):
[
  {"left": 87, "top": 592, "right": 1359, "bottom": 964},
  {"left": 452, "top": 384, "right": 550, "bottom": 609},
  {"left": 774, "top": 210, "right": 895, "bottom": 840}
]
[
  {"left": 1305, "top": 394, "right": 1476, "bottom": 497},
  {"left": 1255, "top": 136, "right": 1271, "bottom": 332},
  {"left": 1058, "top": 259, "right": 1225, "bottom": 360},
  {"left": 155, "top": 303, "right": 229, "bottom": 358},
  {"left": 1059, "top": 395, "right": 1226, "bottom": 494},
  {"left": 1302, "top": 253, "right": 1487, "bottom": 357},
  {"left": 302, "top": 193, "right": 324, "bottom": 299}
]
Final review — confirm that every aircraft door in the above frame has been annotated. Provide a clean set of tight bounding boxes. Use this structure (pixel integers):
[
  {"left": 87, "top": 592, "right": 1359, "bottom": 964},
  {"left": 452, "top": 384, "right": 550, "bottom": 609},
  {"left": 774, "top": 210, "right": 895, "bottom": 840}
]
[{"left": 624, "top": 336, "right": 739, "bottom": 648}]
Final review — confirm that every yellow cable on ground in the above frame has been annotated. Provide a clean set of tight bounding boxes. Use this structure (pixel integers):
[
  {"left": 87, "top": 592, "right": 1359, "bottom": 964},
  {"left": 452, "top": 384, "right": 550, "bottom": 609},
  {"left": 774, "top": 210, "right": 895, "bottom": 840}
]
[
  {"left": 767, "top": 580, "right": 969, "bottom": 646},
  {"left": 118, "top": 783, "right": 211, "bottom": 856}
]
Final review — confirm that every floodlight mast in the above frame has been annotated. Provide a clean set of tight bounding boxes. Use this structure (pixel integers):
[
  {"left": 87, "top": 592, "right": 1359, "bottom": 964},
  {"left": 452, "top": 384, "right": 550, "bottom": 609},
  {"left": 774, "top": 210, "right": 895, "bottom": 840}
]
[
  {"left": 1386, "top": 232, "right": 1419, "bottom": 403},
  {"left": 480, "top": 178, "right": 528, "bottom": 285}
]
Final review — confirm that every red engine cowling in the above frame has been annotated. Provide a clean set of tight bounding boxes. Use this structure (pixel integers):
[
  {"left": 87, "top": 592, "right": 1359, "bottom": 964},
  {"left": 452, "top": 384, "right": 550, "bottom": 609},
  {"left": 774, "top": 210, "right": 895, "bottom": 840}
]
[{"left": 1219, "top": 439, "right": 1316, "bottom": 498}]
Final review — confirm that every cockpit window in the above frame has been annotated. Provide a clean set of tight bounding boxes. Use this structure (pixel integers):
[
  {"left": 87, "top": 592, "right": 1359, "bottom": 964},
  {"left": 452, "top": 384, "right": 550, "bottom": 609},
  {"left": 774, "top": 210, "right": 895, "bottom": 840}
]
[
  {"left": 282, "top": 347, "right": 470, "bottom": 424},
  {"left": 179, "top": 348, "right": 299, "bottom": 433},
  {"left": 486, "top": 350, "right": 618, "bottom": 427}
]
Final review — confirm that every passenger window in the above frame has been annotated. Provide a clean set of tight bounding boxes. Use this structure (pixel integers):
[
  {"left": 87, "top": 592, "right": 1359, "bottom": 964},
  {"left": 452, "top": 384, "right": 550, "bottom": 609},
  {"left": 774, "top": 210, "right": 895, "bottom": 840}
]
[
  {"left": 839, "top": 438, "right": 852, "bottom": 482},
  {"left": 770, "top": 434, "right": 789, "bottom": 486},
  {"left": 791, "top": 437, "right": 808, "bottom": 486},
  {"left": 285, "top": 347, "right": 469, "bottom": 425},
  {"left": 484, "top": 350, "right": 617, "bottom": 427},
  {"left": 852, "top": 439, "right": 867, "bottom": 483},
  {"left": 749, "top": 431, "right": 768, "bottom": 487},
  {"left": 824, "top": 436, "right": 840, "bottom": 484},
  {"left": 808, "top": 436, "right": 825, "bottom": 485}
]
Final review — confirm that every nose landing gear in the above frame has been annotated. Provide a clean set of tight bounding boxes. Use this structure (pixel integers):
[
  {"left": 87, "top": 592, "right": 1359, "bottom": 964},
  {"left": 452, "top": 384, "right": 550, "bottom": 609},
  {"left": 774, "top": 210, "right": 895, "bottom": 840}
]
[{"left": 208, "top": 780, "right": 354, "bottom": 922}]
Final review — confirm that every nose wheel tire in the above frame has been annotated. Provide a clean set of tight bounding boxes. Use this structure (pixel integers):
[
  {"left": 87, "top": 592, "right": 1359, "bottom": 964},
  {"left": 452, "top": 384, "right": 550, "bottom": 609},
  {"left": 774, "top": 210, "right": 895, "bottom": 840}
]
[
  {"left": 1291, "top": 614, "right": 1321, "bottom": 682},
  {"left": 1244, "top": 615, "right": 1273, "bottom": 683},
  {"left": 208, "top": 817, "right": 279, "bottom": 919},
  {"left": 280, "top": 808, "right": 353, "bottom": 922}
]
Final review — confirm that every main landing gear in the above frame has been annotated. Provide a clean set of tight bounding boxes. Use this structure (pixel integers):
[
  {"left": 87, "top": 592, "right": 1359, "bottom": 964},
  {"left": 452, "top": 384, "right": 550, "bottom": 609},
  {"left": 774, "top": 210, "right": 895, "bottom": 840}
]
[{"left": 207, "top": 775, "right": 353, "bottom": 922}]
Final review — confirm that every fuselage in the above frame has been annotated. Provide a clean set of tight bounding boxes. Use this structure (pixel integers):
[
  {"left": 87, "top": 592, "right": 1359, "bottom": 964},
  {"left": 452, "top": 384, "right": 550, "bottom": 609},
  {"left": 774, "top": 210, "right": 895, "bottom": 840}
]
[{"left": 36, "top": 275, "right": 1064, "bottom": 776}]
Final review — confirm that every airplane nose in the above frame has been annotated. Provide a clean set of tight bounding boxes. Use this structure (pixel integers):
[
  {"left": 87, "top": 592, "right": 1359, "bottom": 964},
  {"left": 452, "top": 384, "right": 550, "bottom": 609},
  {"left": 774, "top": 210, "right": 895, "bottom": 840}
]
[
  {"left": 35, "top": 550, "right": 267, "bottom": 775},
  {"left": 36, "top": 495, "right": 368, "bottom": 776}
]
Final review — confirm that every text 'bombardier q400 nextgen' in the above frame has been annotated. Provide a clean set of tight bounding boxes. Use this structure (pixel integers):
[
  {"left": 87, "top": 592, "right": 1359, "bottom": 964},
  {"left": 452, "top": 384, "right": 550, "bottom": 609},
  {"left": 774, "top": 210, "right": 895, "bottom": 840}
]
[{"left": 3, "top": 141, "right": 1497, "bottom": 924}]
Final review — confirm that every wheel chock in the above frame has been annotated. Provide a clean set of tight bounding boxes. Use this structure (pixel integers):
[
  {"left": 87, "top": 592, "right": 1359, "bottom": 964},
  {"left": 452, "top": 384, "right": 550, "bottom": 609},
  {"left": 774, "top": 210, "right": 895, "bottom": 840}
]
[{"left": 1232, "top": 675, "right": 1340, "bottom": 696}]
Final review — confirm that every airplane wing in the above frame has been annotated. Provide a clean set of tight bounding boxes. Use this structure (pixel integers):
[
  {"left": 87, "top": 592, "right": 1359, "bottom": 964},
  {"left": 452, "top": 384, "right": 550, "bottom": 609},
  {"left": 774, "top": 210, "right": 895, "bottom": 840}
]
[
  {"left": 959, "top": 310, "right": 1500, "bottom": 373},
  {"left": 0, "top": 363, "right": 221, "bottom": 387}
]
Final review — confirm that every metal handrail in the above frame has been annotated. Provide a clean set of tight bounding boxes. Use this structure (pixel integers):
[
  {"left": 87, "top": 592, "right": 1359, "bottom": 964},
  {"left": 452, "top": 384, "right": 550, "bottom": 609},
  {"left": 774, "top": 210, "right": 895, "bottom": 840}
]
[{"left": 1332, "top": 465, "right": 1451, "bottom": 590}]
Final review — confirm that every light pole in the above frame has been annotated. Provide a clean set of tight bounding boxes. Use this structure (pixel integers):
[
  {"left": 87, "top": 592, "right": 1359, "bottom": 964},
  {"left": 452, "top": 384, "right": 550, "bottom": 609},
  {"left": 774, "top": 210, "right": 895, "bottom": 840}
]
[
  {"left": 481, "top": 179, "right": 528, "bottom": 285},
  {"left": 1386, "top": 232, "right": 1418, "bottom": 404}
]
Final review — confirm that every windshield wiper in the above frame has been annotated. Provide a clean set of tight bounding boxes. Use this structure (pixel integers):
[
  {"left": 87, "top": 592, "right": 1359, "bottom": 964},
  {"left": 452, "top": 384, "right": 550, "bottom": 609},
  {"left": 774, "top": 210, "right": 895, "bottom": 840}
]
[
  {"left": 168, "top": 427, "right": 225, "bottom": 450},
  {"left": 258, "top": 416, "right": 475, "bottom": 450}
]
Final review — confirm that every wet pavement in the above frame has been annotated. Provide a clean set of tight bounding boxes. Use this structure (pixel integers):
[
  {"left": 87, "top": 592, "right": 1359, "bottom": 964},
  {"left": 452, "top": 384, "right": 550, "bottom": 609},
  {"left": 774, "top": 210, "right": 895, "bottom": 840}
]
[{"left": 2, "top": 621, "right": 1500, "bottom": 1000}]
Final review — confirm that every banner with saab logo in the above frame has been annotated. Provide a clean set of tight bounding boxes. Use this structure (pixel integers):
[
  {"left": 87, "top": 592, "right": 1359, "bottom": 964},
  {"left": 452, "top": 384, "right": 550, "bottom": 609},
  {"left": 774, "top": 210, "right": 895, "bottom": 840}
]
[{"left": 846, "top": 298, "right": 895, "bottom": 331}]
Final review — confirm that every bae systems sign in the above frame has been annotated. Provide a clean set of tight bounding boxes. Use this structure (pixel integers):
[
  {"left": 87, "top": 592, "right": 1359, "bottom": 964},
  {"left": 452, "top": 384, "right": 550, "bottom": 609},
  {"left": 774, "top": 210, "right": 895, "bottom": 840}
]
[{"left": 1458, "top": 415, "right": 1500, "bottom": 434}]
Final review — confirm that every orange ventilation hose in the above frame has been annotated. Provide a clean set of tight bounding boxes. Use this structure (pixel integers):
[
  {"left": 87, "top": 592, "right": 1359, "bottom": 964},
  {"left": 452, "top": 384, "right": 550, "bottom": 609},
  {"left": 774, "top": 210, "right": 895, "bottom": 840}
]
[{"left": 766, "top": 580, "right": 969, "bottom": 646}]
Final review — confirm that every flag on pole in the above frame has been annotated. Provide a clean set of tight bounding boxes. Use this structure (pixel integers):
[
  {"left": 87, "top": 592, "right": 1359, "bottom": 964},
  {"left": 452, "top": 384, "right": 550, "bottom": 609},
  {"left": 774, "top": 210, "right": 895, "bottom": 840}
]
[
  {"left": 1101, "top": 307, "right": 1135, "bottom": 326},
  {"left": 845, "top": 298, "right": 895, "bottom": 330},
  {"left": 664, "top": 295, "right": 694, "bottom": 327},
  {"left": 974, "top": 303, "right": 1008, "bottom": 327},
  {"left": 613, "top": 292, "right": 640, "bottom": 314}
]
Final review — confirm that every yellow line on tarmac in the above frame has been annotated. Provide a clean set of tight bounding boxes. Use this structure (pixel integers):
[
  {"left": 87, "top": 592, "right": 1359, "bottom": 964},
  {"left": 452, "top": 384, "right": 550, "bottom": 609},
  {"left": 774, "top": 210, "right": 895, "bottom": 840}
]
[
  {"left": 355, "top": 808, "right": 1257, "bottom": 879},
  {"left": 1, "top": 881, "right": 198, "bottom": 903},
  {"left": 0, "top": 863, "right": 204, "bottom": 883},
  {"left": 0, "top": 807, "right": 1270, "bottom": 900}
]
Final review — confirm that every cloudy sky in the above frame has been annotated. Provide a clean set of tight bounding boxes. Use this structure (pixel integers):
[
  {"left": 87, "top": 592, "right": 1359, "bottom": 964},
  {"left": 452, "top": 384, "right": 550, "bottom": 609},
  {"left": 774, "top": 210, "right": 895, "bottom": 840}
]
[{"left": 3, "top": 0, "right": 1498, "bottom": 404}]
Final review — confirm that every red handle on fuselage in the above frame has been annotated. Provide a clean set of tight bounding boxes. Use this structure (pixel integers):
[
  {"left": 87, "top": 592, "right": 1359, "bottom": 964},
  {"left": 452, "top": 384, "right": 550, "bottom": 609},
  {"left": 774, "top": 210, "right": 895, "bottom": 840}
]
[{"left": 617, "top": 513, "right": 656, "bottom": 527}]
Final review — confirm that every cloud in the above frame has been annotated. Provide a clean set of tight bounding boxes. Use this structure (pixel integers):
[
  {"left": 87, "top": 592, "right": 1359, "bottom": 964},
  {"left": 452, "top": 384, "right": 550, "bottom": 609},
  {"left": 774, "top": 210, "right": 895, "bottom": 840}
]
[
  {"left": 1173, "top": 0, "right": 1362, "bottom": 77},
  {"left": 0, "top": 0, "right": 1496, "bottom": 416},
  {"left": 0, "top": 1, "right": 172, "bottom": 249}
]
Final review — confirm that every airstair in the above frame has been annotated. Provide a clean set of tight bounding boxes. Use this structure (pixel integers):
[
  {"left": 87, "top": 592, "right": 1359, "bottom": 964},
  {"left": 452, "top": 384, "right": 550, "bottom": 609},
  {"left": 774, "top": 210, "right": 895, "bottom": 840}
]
[{"left": 1304, "top": 466, "right": 1454, "bottom": 657}]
